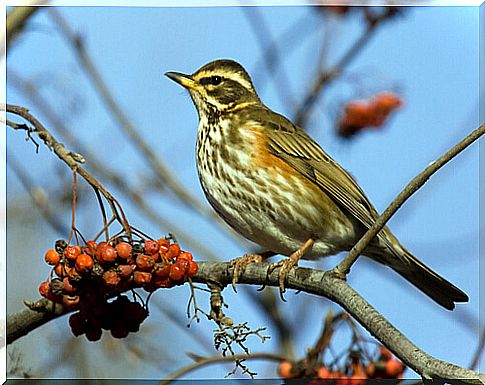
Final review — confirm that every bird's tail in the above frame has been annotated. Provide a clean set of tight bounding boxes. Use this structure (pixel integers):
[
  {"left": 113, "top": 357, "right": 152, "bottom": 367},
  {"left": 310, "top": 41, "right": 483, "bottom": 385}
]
[{"left": 369, "top": 244, "right": 468, "bottom": 310}]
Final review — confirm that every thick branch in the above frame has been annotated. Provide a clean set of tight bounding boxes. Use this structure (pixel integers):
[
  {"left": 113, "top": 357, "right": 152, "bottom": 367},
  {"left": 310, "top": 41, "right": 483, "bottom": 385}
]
[
  {"left": 7, "top": 262, "right": 483, "bottom": 382},
  {"left": 193, "top": 262, "right": 483, "bottom": 383},
  {"left": 335, "top": 123, "right": 485, "bottom": 275}
]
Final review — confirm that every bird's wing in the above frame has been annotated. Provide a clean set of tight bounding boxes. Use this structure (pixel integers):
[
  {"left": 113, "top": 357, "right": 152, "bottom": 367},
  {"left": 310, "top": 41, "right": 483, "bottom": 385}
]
[{"left": 260, "top": 111, "right": 380, "bottom": 232}]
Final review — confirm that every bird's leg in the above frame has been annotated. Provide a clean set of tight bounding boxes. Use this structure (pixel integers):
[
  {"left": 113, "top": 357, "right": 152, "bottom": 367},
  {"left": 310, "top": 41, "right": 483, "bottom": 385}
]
[
  {"left": 230, "top": 250, "right": 276, "bottom": 292},
  {"left": 269, "top": 238, "right": 315, "bottom": 300}
]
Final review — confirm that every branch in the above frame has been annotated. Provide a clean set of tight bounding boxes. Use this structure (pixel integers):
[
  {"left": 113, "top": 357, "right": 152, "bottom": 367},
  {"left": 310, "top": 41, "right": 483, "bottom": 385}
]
[
  {"left": 294, "top": 8, "right": 398, "bottom": 127},
  {"left": 158, "top": 352, "right": 286, "bottom": 385},
  {"left": 334, "top": 122, "right": 485, "bottom": 275},
  {"left": 192, "top": 262, "right": 482, "bottom": 383},
  {"left": 4, "top": 5, "right": 43, "bottom": 56}
]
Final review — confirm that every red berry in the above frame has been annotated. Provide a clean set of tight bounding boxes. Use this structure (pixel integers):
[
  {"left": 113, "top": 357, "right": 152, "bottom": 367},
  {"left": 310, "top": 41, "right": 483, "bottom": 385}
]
[
  {"left": 133, "top": 271, "right": 152, "bottom": 285},
  {"left": 99, "top": 245, "right": 117, "bottom": 263},
  {"left": 38, "top": 281, "right": 51, "bottom": 297},
  {"left": 165, "top": 243, "right": 181, "bottom": 260},
  {"left": 278, "top": 361, "right": 297, "bottom": 379},
  {"left": 69, "top": 313, "right": 87, "bottom": 336},
  {"left": 144, "top": 239, "right": 160, "bottom": 256},
  {"left": 385, "top": 358, "right": 405, "bottom": 377},
  {"left": 116, "top": 242, "right": 132, "bottom": 259},
  {"left": 169, "top": 263, "right": 184, "bottom": 281},
  {"left": 54, "top": 263, "right": 65, "bottom": 277},
  {"left": 117, "top": 264, "right": 135, "bottom": 278},
  {"left": 153, "top": 262, "right": 171, "bottom": 278},
  {"left": 44, "top": 249, "right": 60, "bottom": 265},
  {"left": 103, "top": 270, "right": 121, "bottom": 287},
  {"left": 136, "top": 254, "right": 155, "bottom": 271},
  {"left": 64, "top": 245, "right": 82, "bottom": 261},
  {"left": 187, "top": 261, "right": 198, "bottom": 277},
  {"left": 62, "top": 294, "right": 80, "bottom": 309},
  {"left": 110, "top": 326, "right": 129, "bottom": 339},
  {"left": 84, "top": 240, "right": 97, "bottom": 256},
  {"left": 85, "top": 327, "right": 102, "bottom": 342},
  {"left": 177, "top": 252, "right": 193, "bottom": 262},
  {"left": 62, "top": 277, "right": 78, "bottom": 294},
  {"left": 157, "top": 238, "right": 170, "bottom": 254},
  {"left": 379, "top": 346, "right": 393, "bottom": 360},
  {"left": 75, "top": 254, "right": 94, "bottom": 272},
  {"left": 150, "top": 275, "right": 173, "bottom": 288}
]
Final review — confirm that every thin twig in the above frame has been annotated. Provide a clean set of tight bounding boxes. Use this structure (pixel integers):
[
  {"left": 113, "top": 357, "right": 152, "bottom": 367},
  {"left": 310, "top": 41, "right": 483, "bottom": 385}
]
[
  {"left": 334, "top": 123, "right": 485, "bottom": 276},
  {"left": 158, "top": 352, "right": 286, "bottom": 385},
  {"left": 294, "top": 8, "right": 396, "bottom": 127},
  {"left": 3, "top": 103, "right": 131, "bottom": 236},
  {"left": 469, "top": 326, "right": 485, "bottom": 370},
  {"left": 6, "top": 148, "right": 67, "bottom": 235}
]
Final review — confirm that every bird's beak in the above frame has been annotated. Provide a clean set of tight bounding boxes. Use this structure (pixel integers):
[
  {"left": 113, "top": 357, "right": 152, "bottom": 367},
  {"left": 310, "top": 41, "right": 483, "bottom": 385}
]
[{"left": 165, "top": 71, "right": 197, "bottom": 90}]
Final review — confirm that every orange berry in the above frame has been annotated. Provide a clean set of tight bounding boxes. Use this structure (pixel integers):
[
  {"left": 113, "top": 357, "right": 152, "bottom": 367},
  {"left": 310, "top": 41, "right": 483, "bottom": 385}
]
[
  {"left": 385, "top": 358, "right": 405, "bottom": 377},
  {"left": 177, "top": 252, "right": 193, "bottom": 262},
  {"left": 54, "top": 263, "right": 65, "bottom": 277},
  {"left": 38, "top": 281, "right": 51, "bottom": 297},
  {"left": 44, "top": 249, "right": 60, "bottom": 265},
  {"left": 136, "top": 254, "right": 155, "bottom": 271},
  {"left": 64, "top": 245, "right": 82, "bottom": 261},
  {"left": 116, "top": 242, "right": 132, "bottom": 259},
  {"left": 317, "top": 367, "right": 330, "bottom": 379},
  {"left": 117, "top": 264, "right": 135, "bottom": 278},
  {"left": 154, "top": 262, "right": 171, "bottom": 278},
  {"left": 165, "top": 243, "right": 181, "bottom": 260},
  {"left": 150, "top": 274, "right": 173, "bottom": 288},
  {"left": 169, "top": 263, "right": 184, "bottom": 281},
  {"left": 99, "top": 245, "right": 117, "bottom": 263},
  {"left": 278, "top": 361, "right": 297, "bottom": 379},
  {"left": 157, "top": 238, "right": 170, "bottom": 254},
  {"left": 133, "top": 271, "right": 152, "bottom": 285},
  {"left": 187, "top": 261, "right": 198, "bottom": 277},
  {"left": 83, "top": 240, "right": 97, "bottom": 256},
  {"left": 144, "top": 239, "right": 160, "bottom": 255},
  {"left": 75, "top": 254, "right": 94, "bottom": 272},
  {"left": 103, "top": 270, "right": 121, "bottom": 286}
]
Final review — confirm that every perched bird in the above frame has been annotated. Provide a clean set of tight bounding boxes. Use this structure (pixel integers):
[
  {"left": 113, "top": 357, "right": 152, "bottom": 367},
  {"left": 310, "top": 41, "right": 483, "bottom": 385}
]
[{"left": 165, "top": 59, "right": 468, "bottom": 310}]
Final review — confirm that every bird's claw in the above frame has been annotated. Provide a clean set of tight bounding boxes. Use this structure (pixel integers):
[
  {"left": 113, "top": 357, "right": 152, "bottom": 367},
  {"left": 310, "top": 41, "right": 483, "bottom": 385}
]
[
  {"left": 268, "top": 255, "right": 300, "bottom": 301},
  {"left": 229, "top": 253, "right": 263, "bottom": 292}
]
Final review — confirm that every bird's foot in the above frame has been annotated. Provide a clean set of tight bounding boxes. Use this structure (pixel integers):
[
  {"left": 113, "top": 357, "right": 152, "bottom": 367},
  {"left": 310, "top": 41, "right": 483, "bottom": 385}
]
[
  {"left": 268, "top": 254, "right": 301, "bottom": 301},
  {"left": 269, "top": 238, "right": 315, "bottom": 301},
  {"left": 229, "top": 253, "right": 263, "bottom": 292}
]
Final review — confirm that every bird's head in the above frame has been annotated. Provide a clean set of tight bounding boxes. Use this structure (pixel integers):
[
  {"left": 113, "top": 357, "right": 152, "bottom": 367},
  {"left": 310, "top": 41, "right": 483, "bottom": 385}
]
[{"left": 165, "top": 59, "right": 260, "bottom": 117}]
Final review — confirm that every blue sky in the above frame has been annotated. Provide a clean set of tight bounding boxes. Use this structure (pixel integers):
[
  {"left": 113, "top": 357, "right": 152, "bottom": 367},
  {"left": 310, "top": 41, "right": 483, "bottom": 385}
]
[{"left": 5, "top": 4, "right": 482, "bottom": 380}]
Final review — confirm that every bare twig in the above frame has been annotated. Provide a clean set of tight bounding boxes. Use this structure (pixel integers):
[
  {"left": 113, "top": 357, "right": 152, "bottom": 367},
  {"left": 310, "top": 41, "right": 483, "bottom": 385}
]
[
  {"left": 294, "top": 8, "right": 398, "bottom": 127},
  {"left": 469, "top": 326, "right": 485, "bottom": 370},
  {"left": 6, "top": 148, "right": 67, "bottom": 235},
  {"left": 3, "top": 103, "right": 132, "bottom": 237},
  {"left": 4, "top": 5, "right": 43, "bottom": 57},
  {"left": 334, "top": 123, "right": 485, "bottom": 276},
  {"left": 242, "top": 7, "right": 295, "bottom": 109},
  {"left": 158, "top": 352, "right": 286, "bottom": 385}
]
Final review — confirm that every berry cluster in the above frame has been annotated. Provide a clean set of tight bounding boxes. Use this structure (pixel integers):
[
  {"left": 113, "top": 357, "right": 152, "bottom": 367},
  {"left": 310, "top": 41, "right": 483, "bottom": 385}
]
[
  {"left": 278, "top": 346, "right": 405, "bottom": 383},
  {"left": 338, "top": 92, "right": 403, "bottom": 138},
  {"left": 40, "top": 237, "right": 198, "bottom": 340}
]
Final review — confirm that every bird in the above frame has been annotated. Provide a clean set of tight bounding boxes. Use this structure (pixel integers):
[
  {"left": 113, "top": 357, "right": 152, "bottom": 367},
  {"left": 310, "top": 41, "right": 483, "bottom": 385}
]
[{"left": 165, "top": 59, "right": 468, "bottom": 310}]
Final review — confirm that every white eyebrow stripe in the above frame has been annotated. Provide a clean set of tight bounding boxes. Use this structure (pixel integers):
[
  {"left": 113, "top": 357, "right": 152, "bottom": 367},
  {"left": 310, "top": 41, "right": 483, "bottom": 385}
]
[{"left": 195, "top": 70, "right": 254, "bottom": 91}]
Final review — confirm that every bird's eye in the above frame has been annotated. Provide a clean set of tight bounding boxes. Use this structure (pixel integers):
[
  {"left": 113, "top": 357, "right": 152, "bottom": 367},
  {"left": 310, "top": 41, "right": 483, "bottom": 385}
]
[{"left": 210, "top": 76, "right": 222, "bottom": 85}]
